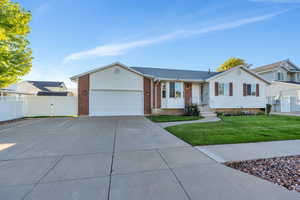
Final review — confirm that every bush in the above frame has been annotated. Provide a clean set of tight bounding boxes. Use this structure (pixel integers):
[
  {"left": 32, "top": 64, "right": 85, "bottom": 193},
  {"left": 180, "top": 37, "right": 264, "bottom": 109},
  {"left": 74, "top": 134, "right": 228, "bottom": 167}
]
[
  {"left": 184, "top": 104, "right": 200, "bottom": 116},
  {"left": 266, "top": 104, "right": 272, "bottom": 116}
]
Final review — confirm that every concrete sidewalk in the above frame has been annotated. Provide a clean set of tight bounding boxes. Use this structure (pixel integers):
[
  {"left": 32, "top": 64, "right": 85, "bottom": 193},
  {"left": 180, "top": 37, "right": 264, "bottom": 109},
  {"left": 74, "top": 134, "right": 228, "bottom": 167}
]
[
  {"left": 158, "top": 116, "right": 220, "bottom": 128},
  {"left": 196, "top": 140, "right": 300, "bottom": 162}
]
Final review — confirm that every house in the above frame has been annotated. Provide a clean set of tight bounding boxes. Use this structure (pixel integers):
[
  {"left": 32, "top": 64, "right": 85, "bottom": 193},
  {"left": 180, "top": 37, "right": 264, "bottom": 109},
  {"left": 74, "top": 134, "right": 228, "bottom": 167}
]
[
  {"left": 0, "top": 88, "right": 34, "bottom": 97},
  {"left": 7, "top": 81, "right": 72, "bottom": 96},
  {"left": 70, "top": 62, "right": 270, "bottom": 116},
  {"left": 253, "top": 59, "right": 300, "bottom": 83},
  {"left": 253, "top": 59, "right": 300, "bottom": 113}
]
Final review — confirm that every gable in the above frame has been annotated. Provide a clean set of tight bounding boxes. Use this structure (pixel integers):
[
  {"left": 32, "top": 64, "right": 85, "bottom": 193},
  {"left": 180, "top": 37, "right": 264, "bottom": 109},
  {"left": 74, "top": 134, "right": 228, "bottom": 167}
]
[
  {"left": 210, "top": 68, "right": 268, "bottom": 86},
  {"left": 90, "top": 65, "right": 144, "bottom": 91}
]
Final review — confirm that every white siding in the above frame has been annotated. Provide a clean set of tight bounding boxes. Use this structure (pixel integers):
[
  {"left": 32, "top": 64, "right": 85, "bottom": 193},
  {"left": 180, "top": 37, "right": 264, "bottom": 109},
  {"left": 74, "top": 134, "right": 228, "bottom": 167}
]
[
  {"left": 161, "top": 82, "right": 184, "bottom": 109},
  {"left": 259, "top": 71, "right": 275, "bottom": 82},
  {"left": 209, "top": 68, "right": 268, "bottom": 109},
  {"left": 90, "top": 65, "right": 143, "bottom": 91},
  {"left": 267, "top": 82, "right": 300, "bottom": 97}
]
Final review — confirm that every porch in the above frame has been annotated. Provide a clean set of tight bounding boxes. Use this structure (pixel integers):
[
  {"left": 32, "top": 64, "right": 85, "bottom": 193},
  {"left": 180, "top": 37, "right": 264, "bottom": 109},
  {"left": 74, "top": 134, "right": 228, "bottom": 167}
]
[{"left": 150, "top": 81, "right": 212, "bottom": 115}]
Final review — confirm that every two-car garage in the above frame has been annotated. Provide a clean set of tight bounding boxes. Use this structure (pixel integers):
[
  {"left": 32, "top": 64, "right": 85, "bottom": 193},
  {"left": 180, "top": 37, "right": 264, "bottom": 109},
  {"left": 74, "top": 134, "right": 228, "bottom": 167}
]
[
  {"left": 89, "top": 90, "right": 143, "bottom": 116},
  {"left": 75, "top": 63, "right": 145, "bottom": 116}
]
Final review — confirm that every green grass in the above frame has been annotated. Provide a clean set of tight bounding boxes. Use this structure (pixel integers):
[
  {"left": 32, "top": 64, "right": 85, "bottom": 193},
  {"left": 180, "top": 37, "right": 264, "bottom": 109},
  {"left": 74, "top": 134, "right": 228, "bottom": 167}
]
[
  {"left": 166, "top": 115, "right": 300, "bottom": 146},
  {"left": 147, "top": 115, "right": 203, "bottom": 123},
  {"left": 25, "top": 115, "right": 78, "bottom": 119}
]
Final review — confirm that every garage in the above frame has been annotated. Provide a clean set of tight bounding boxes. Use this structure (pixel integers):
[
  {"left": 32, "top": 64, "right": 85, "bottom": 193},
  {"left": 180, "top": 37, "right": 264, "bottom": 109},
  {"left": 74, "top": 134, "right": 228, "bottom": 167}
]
[{"left": 89, "top": 90, "right": 143, "bottom": 116}]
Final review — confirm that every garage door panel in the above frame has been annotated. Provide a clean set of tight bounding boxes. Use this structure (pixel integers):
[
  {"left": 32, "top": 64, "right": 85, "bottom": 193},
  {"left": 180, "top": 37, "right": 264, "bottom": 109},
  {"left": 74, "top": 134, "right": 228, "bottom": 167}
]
[{"left": 90, "top": 91, "right": 143, "bottom": 116}]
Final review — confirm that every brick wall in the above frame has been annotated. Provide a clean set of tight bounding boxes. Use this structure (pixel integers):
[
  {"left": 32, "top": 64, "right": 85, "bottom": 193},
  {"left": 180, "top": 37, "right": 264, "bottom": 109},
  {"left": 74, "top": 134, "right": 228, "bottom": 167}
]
[
  {"left": 144, "top": 77, "right": 151, "bottom": 114},
  {"left": 78, "top": 74, "right": 90, "bottom": 115}
]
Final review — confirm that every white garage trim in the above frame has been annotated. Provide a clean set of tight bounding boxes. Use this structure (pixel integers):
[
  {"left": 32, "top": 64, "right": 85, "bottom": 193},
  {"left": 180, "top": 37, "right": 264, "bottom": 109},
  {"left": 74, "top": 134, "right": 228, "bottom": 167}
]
[{"left": 89, "top": 90, "right": 144, "bottom": 116}]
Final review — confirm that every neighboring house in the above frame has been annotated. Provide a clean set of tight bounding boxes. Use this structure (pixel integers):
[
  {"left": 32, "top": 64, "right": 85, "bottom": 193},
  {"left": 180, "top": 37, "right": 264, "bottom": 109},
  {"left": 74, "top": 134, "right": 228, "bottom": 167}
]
[
  {"left": 7, "top": 81, "right": 72, "bottom": 96},
  {"left": 253, "top": 59, "right": 300, "bottom": 83},
  {"left": 253, "top": 59, "right": 300, "bottom": 113},
  {"left": 70, "top": 62, "right": 270, "bottom": 116},
  {"left": 0, "top": 88, "right": 34, "bottom": 97}
]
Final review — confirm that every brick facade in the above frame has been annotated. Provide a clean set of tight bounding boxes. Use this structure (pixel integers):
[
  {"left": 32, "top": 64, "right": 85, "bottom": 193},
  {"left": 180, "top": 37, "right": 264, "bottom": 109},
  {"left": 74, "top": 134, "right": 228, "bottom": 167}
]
[
  {"left": 143, "top": 77, "right": 151, "bottom": 115},
  {"left": 153, "top": 82, "right": 161, "bottom": 109},
  {"left": 78, "top": 74, "right": 90, "bottom": 115}
]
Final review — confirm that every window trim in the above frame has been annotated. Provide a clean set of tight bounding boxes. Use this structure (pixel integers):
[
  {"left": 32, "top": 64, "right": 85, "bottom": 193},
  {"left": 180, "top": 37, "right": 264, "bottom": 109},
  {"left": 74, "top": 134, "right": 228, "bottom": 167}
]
[
  {"left": 161, "top": 82, "right": 166, "bottom": 98},
  {"left": 217, "top": 83, "right": 231, "bottom": 96},
  {"left": 244, "top": 83, "right": 258, "bottom": 96},
  {"left": 276, "top": 71, "right": 284, "bottom": 81}
]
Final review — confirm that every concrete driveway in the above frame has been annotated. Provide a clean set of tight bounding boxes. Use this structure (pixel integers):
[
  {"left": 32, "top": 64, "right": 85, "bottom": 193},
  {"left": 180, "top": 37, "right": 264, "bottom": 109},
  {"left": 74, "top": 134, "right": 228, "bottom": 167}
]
[{"left": 0, "top": 117, "right": 298, "bottom": 200}]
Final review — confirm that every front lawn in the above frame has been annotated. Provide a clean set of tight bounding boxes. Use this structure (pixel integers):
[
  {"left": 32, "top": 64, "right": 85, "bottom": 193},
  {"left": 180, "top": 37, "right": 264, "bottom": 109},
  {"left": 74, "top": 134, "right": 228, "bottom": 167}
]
[
  {"left": 147, "top": 115, "right": 203, "bottom": 123},
  {"left": 166, "top": 115, "right": 300, "bottom": 146}
]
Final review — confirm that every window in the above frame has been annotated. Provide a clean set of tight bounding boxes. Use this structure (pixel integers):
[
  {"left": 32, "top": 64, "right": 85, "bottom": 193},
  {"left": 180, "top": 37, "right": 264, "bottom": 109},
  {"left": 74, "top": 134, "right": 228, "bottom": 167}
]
[
  {"left": 251, "top": 84, "right": 256, "bottom": 96},
  {"left": 175, "top": 83, "right": 182, "bottom": 98},
  {"left": 276, "top": 71, "right": 284, "bottom": 81},
  {"left": 297, "top": 74, "right": 300, "bottom": 82},
  {"left": 218, "top": 83, "right": 230, "bottom": 96},
  {"left": 245, "top": 84, "right": 257, "bottom": 96},
  {"left": 169, "top": 82, "right": 182, "bottom": 98},
  {"left": 161, "top": 83, "right": 166, "bottom": 98},
  {"left": 169, "top": 82, "right": 175, "bottom": 98}
]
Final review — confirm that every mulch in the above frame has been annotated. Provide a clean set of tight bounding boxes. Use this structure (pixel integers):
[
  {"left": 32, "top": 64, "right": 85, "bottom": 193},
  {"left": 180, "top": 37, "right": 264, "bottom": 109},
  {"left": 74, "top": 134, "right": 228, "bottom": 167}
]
[{"left": 225, "top": 155, "right": 300, "bottom": 192}]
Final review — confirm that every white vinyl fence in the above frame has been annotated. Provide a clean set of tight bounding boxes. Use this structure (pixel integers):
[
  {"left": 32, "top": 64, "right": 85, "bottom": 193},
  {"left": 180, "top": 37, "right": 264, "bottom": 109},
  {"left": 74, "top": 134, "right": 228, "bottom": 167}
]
[
  {"left": 0, "top": 96, "right": 77, "bottom": 122},
  {"left": 267, "top": 96, "right": 300, "bottom": 113},
  {"left": 0, "top": 96, "right": 25, "bottom": 122}
]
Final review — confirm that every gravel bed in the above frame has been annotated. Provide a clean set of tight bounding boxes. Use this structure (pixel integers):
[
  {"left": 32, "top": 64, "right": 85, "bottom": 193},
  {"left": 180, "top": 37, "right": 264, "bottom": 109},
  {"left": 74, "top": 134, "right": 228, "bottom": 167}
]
[{"left": 225, "top": 155, "right": 300, "bottom": 192}]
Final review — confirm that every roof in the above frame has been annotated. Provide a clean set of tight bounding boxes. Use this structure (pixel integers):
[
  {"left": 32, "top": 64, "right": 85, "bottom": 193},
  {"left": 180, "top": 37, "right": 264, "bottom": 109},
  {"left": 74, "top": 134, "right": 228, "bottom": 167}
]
[
  {"left": 37, "top": 91, "right": 68, "bottom": 96},
  {"left": 206, "top": 65, "right": 271, "bottom": 85},
  {"left": 253, "top": 59, "right": 300, "bottom": 73},
  {"left": 70, "top": 62, "right": 220, "bottom": 81},
  {"left": 70, "top": 62, "right": 269, "bottom": 83},
  {"left": 27, "top": 81, "right": 64, "bottom": 92},
  {"left": 130, "top": 67, "right": 220, "bottom": 80},
  {"left": 70, "top": 62, "right": 144, "bottom": 80}
]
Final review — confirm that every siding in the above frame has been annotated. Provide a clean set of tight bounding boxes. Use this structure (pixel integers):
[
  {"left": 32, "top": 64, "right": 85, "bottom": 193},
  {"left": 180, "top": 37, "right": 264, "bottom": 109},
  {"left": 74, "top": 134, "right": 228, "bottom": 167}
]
[
  {"left": 209, "top": 68, "right": 267, "bottom": 109},
  {"left": 90, "top": 65, "right": 143, "bottom": 91}
]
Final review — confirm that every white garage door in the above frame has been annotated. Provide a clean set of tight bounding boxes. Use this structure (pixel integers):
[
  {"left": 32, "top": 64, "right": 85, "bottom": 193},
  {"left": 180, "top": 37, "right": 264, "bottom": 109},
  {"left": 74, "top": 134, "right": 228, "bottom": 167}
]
[{"left": 89, "top": 90, "right": 143, "bottom": 116}]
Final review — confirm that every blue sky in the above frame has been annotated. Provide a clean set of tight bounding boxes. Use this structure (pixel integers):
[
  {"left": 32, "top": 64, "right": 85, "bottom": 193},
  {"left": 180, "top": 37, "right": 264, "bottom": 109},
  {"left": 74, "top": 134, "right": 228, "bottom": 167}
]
[{"left": 16, "top": 0, "right": 300, "bottom": 88}]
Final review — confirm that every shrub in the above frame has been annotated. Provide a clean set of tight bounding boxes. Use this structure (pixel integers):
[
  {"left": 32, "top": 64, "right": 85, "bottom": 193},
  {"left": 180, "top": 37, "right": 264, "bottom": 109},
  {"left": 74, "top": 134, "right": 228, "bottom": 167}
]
[
  {"left": 266, "top": 104, "right": 272, "bottom": 116},
  {"left": 184, "top": 104, "right": 200, "bottom": 116},
  {"left": 216, "top": 112, "right": 224, "bottom": 118}
]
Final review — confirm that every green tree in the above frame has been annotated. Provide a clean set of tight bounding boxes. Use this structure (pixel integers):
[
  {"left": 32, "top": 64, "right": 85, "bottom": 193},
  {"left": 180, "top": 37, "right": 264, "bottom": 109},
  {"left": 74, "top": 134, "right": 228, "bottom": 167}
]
[
  {"left": 217, "top": 57, "right": 248, "bottom": 72},
  {"left": 0, "top": 0, "right": 32, "bottom": 88}
]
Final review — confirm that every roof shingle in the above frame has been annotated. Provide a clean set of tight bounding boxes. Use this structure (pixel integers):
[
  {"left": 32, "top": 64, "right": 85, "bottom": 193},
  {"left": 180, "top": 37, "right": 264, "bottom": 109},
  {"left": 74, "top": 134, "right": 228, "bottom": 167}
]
[{"left": 131, "top": 67, "right": 220, "bottom": 80}]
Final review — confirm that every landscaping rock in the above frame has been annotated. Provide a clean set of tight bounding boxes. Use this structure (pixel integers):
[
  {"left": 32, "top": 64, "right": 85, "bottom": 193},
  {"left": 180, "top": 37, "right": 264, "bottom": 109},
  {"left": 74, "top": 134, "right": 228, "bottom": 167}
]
[{"left": 225, "top": 155, "right": 300, "bottom": 193}]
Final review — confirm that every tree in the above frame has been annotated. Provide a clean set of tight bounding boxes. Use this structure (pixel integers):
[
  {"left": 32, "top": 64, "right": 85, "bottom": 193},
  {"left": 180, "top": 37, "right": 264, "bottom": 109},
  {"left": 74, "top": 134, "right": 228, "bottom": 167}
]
[
  {"left": 217, "top": 57, "right": 248, "bottom": 72},
  {"left": 0, "top": 0, "right": 32, "bottom": 88}
]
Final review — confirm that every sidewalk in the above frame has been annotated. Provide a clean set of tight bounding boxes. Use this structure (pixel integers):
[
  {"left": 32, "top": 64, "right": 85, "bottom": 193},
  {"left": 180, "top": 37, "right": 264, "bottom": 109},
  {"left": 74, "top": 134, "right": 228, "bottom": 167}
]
[{"left": 158, "top": 116, "right": 220, "bottom": 128}]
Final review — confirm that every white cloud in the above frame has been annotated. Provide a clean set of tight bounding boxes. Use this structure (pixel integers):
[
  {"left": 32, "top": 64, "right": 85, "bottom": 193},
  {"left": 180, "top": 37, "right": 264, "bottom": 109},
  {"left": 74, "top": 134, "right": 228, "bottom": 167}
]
[
  {"left": 251, "top": 0, "right": 300, "bottom": 3},
  {"left": 64, "top": 10, "right": 288, "bottom": 63}
]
